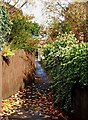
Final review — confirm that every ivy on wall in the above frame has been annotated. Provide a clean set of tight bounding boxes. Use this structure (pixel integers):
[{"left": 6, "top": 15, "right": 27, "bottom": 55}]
[
  {"left": 44, "top": 32, "right": 88, "bottom": 112},
  {"left": 0, "top": 5, "right": 11, "bottom": 49}
]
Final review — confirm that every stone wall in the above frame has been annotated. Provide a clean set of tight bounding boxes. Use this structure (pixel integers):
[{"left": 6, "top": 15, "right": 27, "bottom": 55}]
[{"left": 2, "top": 49, "right": 35, "bottom": 99}]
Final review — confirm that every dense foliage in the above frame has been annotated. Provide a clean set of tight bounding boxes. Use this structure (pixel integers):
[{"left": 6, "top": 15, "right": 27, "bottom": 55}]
[
  {"left": 9, "top": 18, "right": 40, "bottom": 51},
  {"left": 64, "top": 2, "right": 88, "bottom": 42},
  {"left": 1, "top": 2, "right": 40, "bottom": 55},
  {"left": 0, "top": 5, "right": 11, "bottom": 49},
  {"left": 44, "top": 32, "right": 88, "bottom": 111},
  {"left": 47, "top": 2, "right": 88, "bottom": 43}
]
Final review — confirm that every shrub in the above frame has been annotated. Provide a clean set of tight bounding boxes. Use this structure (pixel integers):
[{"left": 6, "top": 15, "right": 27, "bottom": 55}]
[
  {"left": 2, "top": 42, "right": 14, "bottom": 57},
  {"left": 2, "top": 3, "right": 40, "bottom": 52},
  {"left": 44, "top": 32, "right": 88, "bottom": 112},
  {"left": 9, "top": 18, "right": 40, "bottom": 51}
]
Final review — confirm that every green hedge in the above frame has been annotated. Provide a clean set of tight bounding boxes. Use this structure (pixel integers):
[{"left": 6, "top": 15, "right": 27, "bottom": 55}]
[{"left": 44, "top": 32, "right": 88, "bottom": 112}]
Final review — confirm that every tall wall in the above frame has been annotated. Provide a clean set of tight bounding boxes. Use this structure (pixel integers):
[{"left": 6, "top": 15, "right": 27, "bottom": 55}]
[{"left": 2, "top": 49, "right": 35, "bottom": 99}]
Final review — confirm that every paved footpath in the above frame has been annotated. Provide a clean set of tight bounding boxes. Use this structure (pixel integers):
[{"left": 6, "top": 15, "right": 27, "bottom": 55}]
[{"left": 1, "top": 60, "right": 68, "bottom": 120}]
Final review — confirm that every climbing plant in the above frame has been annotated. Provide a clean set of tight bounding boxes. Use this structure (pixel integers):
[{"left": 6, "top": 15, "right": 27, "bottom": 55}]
[
  {"left": 44, "top": 32, "right": 88, "bottom": 112},
  {"left": 0, "top": 5, "right": 11, "bottom": 49}
]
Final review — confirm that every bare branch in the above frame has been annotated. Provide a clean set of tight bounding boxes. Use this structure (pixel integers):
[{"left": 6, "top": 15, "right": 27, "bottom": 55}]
[
  {"left": 7, "top": 0, "right": 20, "bottom": 12},
  {"left": 13, "top": 0, "right": 20, "bottom": 7},
  {"left": 8, "top": 0, "right": 11, "bottom": 4},
  {"left": 57, "top": 2, "right": 66, "bottom": 11},
  {"left": 20, "top": 1, "right": 28, "bottom": 8}
]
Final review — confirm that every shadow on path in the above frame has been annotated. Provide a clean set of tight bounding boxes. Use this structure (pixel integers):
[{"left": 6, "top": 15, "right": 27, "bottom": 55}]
[{"left": 1, "top": 60, "right": 68, "bottom": 120}]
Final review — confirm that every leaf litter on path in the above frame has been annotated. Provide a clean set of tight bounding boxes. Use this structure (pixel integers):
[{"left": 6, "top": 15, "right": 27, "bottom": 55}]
[{"left": 1, "top": 80, "right": 68, "bottom": 120}]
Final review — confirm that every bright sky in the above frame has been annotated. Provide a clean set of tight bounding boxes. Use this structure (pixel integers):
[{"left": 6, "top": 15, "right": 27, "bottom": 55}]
[
  {"left": 5, "top": 0, "right": 71, "bottom": 25},
  {"left": 21, "top": 0, "right": 45, "bottom": 24},
  {"left": 21, "top": 0, "right": 70, "bottom": 25},
  {"left": 5, "top": 0, "right": 87, "bottom": 26}
]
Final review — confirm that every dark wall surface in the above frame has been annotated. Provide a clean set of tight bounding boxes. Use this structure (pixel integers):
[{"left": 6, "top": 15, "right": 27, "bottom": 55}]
[
  {"left": 2, "top": 49, "right": 35, "bottom": 99},
  {"left": 71, "top": 85, "right": 88, "bottom": 120}
]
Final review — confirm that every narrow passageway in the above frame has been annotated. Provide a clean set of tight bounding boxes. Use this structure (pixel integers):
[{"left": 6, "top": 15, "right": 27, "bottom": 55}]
[{"left": 1, "top": 59, "right": 68, "bottom": 120}]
